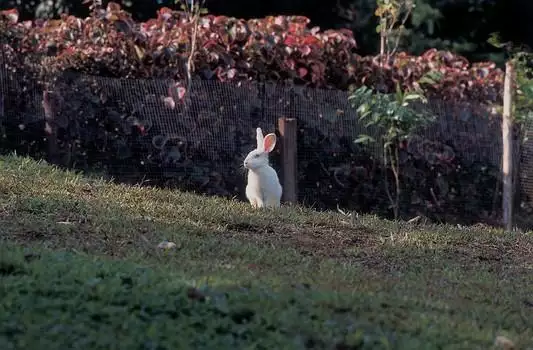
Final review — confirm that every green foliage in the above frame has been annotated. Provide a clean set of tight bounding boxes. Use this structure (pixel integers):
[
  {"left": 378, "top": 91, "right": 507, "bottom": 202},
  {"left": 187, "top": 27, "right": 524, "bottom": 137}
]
[
  {"left": 336, "top": 0, "right": 502, "bottom": 64},
  {"left": 349, "top": 81, "right": 433, "bottom": 219},
  {"left": 176, "top": 0, "right": 208, "bottom": 14},
  {"left": 399, "top": 0, "right": 476, "bottom": 57},
  {"left": 350, "top": 0, "right": 441, "bottom": 220},
  {"left": 351, "top": 84, "right": 431, "bottom": 146},
  {"left": 350, "top": 71, "right": 440, "bottom": 146},
  {"left": 510, "top": 53, "right": 533, "bottom": 125},
  {"left": 375, "top": 0, "right": 415, "bottom": 58},
  {"left": 487, "top": 32, "right": 533, "bottom": 125}
]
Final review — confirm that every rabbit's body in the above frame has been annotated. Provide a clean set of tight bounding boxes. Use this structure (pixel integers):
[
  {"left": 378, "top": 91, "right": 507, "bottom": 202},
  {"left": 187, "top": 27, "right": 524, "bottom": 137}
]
[
  {"left": 243, "top": 127, "right": 283, "bottom": 208},
  {"left": 246, "top": 165, "right": 282, "bottom": 208}
]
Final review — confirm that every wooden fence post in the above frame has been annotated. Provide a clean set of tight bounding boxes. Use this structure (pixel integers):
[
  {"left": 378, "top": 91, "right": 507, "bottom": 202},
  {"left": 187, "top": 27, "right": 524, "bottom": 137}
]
[
  {"left": 277, "top": 117, "right": 297, "bottom": 204},
  {"left": 42, "top": 90, "right": 59, "bottom": 164},
  {"left": 502, "top": 61, "right": 515, "bottom": 232}
]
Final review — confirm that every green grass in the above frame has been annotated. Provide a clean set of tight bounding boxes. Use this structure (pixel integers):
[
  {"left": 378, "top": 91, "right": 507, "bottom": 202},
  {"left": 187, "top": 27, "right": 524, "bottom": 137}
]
[{"left": 0, "top": 155, "right": 532, "bottom": 349}]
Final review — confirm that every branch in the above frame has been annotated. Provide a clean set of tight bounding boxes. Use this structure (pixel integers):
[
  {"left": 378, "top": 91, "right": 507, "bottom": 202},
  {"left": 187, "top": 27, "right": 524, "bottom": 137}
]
[
  {"left": 186, "top": 12, "right": 199, "bottom": 90},
  {"left": 390, "top": 6, "right": 412, "bottom": 56},
  {"left": 181, "top": 0, "right": 204, "bottom": 99}
]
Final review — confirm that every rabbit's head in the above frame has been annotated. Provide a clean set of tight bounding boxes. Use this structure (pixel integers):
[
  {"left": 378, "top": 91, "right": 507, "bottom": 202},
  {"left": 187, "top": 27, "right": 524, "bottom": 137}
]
[{"left": 243, "top": 127, "right": 277, "bottom": 170}]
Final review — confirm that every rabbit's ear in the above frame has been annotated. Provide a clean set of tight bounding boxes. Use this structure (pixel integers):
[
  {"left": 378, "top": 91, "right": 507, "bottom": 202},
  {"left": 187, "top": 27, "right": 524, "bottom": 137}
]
[
  {"left": 256, "top": 127, "right": 264, "bottom": 150},
  {"left": 263, "top": 133, "right": 277, "bottom": 153}
]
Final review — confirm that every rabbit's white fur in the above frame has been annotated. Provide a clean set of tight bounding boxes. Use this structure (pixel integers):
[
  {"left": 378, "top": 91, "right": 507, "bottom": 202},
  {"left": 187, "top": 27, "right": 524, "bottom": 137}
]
[{"left": 243, "top": 127, "right": 283, "bottom": 208}]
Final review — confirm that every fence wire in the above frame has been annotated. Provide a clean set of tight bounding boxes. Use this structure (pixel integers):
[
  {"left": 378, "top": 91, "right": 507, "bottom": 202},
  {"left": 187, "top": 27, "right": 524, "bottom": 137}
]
[
  {"left": 519, "top": 117, "right": 533, "bottom": 214},
  {"left": 1, "top": 56, "right": 532, "bottom": 228}
]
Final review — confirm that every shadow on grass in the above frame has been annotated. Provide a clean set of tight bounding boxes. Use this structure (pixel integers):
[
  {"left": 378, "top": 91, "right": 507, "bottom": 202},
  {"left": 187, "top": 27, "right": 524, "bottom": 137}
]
[
  {"left": 2, "top": 243, "right": 532, "bottom": 349},
  {"left": 0, "top": 244, "right": 387, "bottom": 349}
]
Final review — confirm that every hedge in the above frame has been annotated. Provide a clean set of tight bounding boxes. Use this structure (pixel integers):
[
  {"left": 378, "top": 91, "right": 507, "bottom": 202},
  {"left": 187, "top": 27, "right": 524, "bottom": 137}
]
[{"left": 0, "top": 4, "right": 504, "bottom": 101}]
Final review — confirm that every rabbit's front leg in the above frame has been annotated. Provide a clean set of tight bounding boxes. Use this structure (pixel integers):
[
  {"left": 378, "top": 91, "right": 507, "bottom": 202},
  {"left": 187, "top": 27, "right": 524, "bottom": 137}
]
[
  {"left": 254, "top": 197, "right": 264, "bottom": 208},
  {"left": 246, "top": 185, "right": 262, "bottom": 208}
]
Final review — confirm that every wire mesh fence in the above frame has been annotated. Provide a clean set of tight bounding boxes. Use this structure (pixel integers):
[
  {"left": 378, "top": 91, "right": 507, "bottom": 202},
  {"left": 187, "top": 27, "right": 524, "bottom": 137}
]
[
  {"left": 1, "top": 55, "right": 532, "bottom": 228},
  {"left": 518, "top": 117, "right": 533, "bottom": 215}
]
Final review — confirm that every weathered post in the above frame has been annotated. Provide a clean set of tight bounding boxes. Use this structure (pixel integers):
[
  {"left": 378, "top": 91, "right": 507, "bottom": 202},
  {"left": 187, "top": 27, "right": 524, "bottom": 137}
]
[
  {"left": 502, "top": 60, "right": 515, "bottom": 232},
  {"left": 277, "top": 117, "right": 297, "bottom": 204}
]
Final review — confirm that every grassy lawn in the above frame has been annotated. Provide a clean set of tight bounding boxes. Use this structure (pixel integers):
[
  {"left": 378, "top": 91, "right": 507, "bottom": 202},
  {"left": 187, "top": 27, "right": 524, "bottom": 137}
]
[{"left": 0, "top": 155, "right": 532, "bottom": 349}]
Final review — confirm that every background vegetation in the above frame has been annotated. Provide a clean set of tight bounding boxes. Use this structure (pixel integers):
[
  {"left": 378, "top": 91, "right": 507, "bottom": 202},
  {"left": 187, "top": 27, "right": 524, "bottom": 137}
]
[
  {"left": 0, "top": 0, "right": 529, "bottom": 66},
  {"left": 0, "top": 2, "right": 512, "bottom": 225}
]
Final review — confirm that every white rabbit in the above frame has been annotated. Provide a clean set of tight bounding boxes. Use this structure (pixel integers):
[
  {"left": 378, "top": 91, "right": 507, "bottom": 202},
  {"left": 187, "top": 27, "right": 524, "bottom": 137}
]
[{"left": 243, "top": 127, "right": 283, "bottom": 208}]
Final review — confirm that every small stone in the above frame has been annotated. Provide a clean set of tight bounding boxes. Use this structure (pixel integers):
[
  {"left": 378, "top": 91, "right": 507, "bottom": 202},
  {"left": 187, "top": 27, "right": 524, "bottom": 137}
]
[
  {"left": 494, "top": 335, "right": 515, "bottom": 349},
  {"left": 157, "top": 241, "right": 177, "bottom": 250},
  {"left": 56, "top": 221, "right": 74, "bottom": 225}
]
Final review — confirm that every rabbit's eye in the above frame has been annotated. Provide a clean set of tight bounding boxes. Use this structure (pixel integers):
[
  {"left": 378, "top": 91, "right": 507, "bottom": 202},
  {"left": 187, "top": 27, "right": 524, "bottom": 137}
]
[{"left": 254, "top": 154, "right": 260, "bottom": 158}]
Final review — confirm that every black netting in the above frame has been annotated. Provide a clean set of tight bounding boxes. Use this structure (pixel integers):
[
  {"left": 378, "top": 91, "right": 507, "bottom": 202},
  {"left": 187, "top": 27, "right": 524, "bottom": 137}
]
[{"left": 1, "top": 53, "right": 531, "bottom": 227}]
